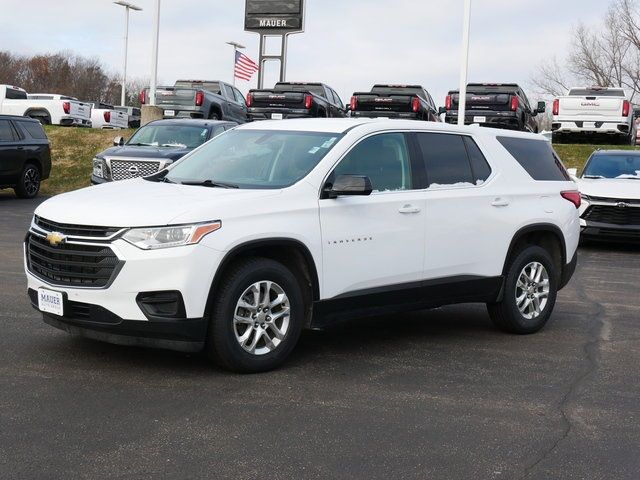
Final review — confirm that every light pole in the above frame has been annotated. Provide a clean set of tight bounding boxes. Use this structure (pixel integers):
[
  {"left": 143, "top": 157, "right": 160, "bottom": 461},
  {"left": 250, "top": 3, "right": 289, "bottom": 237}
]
[
  {"left": 226, "top": 41, "right": 246, "bottom": 86},
  {"left": 114, "top": 1, "right": 142, "bottom": 107},
  {"left": 149, "top": 0, "right": 161, "bottom": 106},
  {"left": 458, "top": 0, "right": 472, "bottom": 126}
]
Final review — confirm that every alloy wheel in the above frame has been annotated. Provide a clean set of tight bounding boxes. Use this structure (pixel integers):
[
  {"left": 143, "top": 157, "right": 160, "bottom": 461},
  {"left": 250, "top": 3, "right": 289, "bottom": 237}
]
[{"left": 515, "top": 261, "right": 550, "bottom": 320}]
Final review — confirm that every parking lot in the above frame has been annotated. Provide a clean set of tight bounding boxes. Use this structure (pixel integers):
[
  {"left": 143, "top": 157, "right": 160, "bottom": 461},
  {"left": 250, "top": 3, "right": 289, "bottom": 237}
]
[{"left": 1, "top": 193, "right": 639, "bottom": 479}]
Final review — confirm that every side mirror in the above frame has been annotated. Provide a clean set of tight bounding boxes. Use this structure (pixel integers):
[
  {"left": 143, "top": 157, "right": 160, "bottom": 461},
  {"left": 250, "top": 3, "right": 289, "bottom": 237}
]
[
  {"left": 438, "top": 106, "right": 447, "bottom": 115},
  {"left": 345, "top": 103, "right": 350, "bottom": 111},
  {"left": 323, "top": 174, "right": 373, "bottom": 199},
  {"left": 113, "top": 136, "right": 125, "bottom": 147},
  {"left": 567, "top": 167, "right": 578, "bottom": 179},
  {"left": 536, "top": 101, "right": 546, "bottom": 114}
]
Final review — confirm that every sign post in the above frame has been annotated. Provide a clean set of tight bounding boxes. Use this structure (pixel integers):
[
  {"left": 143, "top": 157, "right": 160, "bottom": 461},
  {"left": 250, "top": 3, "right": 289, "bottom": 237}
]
[{"left": 244, "top": 0, "right": 305, "bottom": 88}]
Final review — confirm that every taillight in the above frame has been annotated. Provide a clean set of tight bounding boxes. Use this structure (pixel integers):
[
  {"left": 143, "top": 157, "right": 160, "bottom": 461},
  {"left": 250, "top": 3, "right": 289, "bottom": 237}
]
[
  {"left": 350, "top": 95, "right": 357, "bottom": 111},
  {"left": 552, "top": 98, "right": 559, "bottom": 116},
  {"left": 510, "top": 95, "right": 519, "bottom": 111},
  {"left": 103, "top": 111, "right": 111, "bottom": 123},
  {"left": 139, "top": 89, "right": 146, "bottom": 104},
  {"left": 411, "top": 96, "right": 420, "bottom": 113},
  {"left": 195, "top": 90, "right": 204, "bottom": 107},
  {"left": 623, "top": 99, "right": 630, "bottom": 117},
  {"left": 561, "top": 190, "right": 581, "bottom": 209},
  {"left": 62, "top": 101, "right": 70, "bottom": 114},
  {"left": 246, "top": 93, "right": 253, "bottom": 107},
  {"left": 445, "top": 94, "right": 452, "bottom": 110},
  {"left": 304, "top": 94, "right": 313, "bottom": 109}
]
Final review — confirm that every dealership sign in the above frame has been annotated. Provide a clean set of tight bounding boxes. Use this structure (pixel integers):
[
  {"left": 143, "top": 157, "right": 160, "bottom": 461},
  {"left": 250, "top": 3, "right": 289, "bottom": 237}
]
[{"left": 245, "top": 0, "right": 305, "bottom": 33}]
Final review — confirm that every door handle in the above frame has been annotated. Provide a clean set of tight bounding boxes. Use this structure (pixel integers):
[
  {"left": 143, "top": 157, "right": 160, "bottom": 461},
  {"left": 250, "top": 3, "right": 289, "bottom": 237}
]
[
  {"left": 398, "top": 204, "right": 421, "bottom": 214},
  {"left": 491, "top": 198, "right": 509, "bottom": 207}
]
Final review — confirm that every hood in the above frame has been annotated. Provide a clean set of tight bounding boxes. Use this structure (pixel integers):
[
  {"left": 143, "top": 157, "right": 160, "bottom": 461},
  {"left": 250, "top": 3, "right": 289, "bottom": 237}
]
[
  {"left": 35, "top": 178, "right": 281, "bottom": 227},
  {"left": 98, "top": 145, "right": 192, "bottom": 162},
  {"left": 576, "top": 178, "right": 640, "bottom": 200}
]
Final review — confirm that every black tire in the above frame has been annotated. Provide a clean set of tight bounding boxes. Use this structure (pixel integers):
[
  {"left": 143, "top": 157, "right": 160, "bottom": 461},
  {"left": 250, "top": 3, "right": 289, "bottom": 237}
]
[
  {"left": 208, "top": 111, "right": 221, "bottom": 120},
  {"left": 206, "top": 257, "right": 305, "bottom": 373},
  {"left": 14, "top": 162, "right": 41, "bottom": 199},
  {"left": 27, "top": 111, "right": 51, "bottom": 125},
  {"left": 487, "top": 245, "right": 558, "bottom": 334},
  {"left": 551, "top": 132, "right": 564, "bottom": 144}
]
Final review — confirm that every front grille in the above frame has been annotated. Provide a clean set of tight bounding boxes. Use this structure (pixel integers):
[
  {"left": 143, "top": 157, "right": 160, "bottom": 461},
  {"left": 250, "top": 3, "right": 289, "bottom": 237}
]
[
  {"left": 583, "top": 205, "right": 640, "bottom": 226},
  {"left": 26, "top": 233, "right": 121, "bottom": 288},
  {"left": 110, "top": 160, "right": 161, "bottom": 180},
  {"left": 35, "top": 216, "right": 120, "bottom": 238}
]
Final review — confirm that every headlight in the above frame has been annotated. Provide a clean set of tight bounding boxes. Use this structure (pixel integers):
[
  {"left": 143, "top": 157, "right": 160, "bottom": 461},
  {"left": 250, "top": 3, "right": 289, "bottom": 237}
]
[
  {"left": 93, "top": 158, "right": 105, "bottom": 178},
  {"left": 122, "top": 221, "right": 221, "bottom": 250}
]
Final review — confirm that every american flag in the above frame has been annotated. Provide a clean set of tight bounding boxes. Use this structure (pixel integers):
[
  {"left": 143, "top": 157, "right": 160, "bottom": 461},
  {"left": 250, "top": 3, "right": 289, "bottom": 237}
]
[{"left": 234, "top": 51, "right": 259, "bottom": 82}]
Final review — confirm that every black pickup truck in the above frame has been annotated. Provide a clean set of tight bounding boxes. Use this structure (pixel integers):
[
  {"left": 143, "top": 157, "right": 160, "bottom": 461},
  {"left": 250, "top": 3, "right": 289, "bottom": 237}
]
[
  {"left": 247, "top": 82, "right": 346, "bottom": 120},
  {"left": 349, "top": 84, "right": 439, "bottom": 121},
  {"left": 443, "top": 83, "right": 545, "bottom": 132},
  {"left": 140, "top": 80, "right": 248, "bottom": 124}
]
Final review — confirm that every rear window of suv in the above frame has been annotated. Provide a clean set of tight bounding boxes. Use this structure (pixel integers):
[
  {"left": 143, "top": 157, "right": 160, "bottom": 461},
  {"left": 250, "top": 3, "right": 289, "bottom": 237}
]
[{"left": 497, "top": 137, "right": 569, "bottom": 181}]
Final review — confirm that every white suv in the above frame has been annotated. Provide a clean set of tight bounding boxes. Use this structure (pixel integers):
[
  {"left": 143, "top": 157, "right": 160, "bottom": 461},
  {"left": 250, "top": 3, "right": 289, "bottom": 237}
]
[{"left": 25, "top": 119, "right": 580, "bottom": 372}]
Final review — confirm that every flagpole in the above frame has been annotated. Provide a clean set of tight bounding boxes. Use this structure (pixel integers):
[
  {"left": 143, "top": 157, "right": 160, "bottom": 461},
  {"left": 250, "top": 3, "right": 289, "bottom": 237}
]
[
  {"left": 226, "top": 41, "right": 246, "bottom": 87},
  {"left": 458, "top": 0, "right": 472, "bottom": 126}
]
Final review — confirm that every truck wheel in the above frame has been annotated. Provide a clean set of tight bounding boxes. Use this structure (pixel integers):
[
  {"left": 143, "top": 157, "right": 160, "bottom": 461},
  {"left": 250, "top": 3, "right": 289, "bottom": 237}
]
[
  {"left": 14, "top": 162, "right": 41, "bottom": 199},
  {"left": 551, "top": 132, "right": 564, "bottom": 144},
  {"left": 206, "top": 257, "right": 305, "bottom": 373},
  {"left": 208, "top": 111, "right": 221, "bottom": 120},
  {"left": 27, "top": 111, "right": 51, "bottom": 125},
  {"left": 487, "top": 245, "right": 558, "bottom": 335}
]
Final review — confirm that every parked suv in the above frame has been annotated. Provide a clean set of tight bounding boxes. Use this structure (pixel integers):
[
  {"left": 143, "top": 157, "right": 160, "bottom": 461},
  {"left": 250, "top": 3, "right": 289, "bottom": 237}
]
[
  {"left": 0, "top": 115, "right": 51, "bottom": 198},
  {"left": 91, "top": 119, "right": 237, "bottom": 184},
  {"left": 25, "top": 119, "right": 579, "bottom": 372}
]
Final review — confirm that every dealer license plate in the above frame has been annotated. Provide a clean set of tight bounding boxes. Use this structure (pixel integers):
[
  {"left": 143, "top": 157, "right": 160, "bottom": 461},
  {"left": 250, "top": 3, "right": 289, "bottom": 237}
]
[
  {"left": 271, "top": 113, "right": 283, "bottom": 120},
  {"left": 473, "top": 116, "right": 486, "bottom": 123},
  {"left": 38, "top": 288, "right": 64, "bottom": 316},
  {"left": 164, "top": 110, "right": 175, "bottom": 117}
]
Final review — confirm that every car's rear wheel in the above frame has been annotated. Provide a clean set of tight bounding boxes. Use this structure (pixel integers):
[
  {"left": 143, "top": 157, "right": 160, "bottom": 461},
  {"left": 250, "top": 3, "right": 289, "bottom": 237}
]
[
  {"left": 206, "top": 257, "right": 304, "bottom": 372},
  {"left": 487, "top": 245, "right": 558, "bottom": 334},
  {"left": 14, "top": 163, "right": 41, "bottom": 199}
]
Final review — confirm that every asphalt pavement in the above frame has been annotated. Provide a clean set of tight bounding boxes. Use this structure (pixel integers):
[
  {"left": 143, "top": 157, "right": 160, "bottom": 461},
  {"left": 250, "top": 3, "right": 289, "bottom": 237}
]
[{"left": 1, "top": 191, "right": 639, "bottom": 479}]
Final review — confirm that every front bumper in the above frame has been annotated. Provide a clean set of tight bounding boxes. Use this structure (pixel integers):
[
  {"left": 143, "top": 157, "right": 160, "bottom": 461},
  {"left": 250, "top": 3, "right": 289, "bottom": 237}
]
[{"left": 28, "top": 289, "right": 206, "bottom": 352}]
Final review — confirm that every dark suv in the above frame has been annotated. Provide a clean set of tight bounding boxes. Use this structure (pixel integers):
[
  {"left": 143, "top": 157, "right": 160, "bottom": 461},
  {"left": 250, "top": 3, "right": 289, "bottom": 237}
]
[
  {"left": 444, "top": 83, "right": 545, "bottom": 132},
  {"left": 0, "top": 115, "right": 51, "bottom": 198}
]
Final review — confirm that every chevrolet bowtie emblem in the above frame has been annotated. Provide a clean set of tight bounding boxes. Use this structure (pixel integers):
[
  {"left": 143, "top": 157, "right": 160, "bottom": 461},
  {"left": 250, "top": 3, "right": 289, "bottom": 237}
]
[{"left": 45, "top": 232, "right": 66, "bottom": 247}]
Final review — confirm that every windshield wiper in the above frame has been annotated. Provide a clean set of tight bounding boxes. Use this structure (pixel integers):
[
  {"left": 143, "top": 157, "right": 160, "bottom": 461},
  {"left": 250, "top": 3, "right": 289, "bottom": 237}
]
[
  {"left": 161, "top": 143, "right": 187, "bottom": 148},
  {"left": 128, "top": 142, "right": 155, "bottom": 146},
  {"left": 583, "top": 175, "right": 605, "bottom": 179},
  {"left": 180, "top": 179, "right": 239, "bottom": 189}
]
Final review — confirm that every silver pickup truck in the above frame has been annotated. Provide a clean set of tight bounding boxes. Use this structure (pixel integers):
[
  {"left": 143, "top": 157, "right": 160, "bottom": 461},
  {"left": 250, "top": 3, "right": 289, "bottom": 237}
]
[{"left": 140, "top": 80, "right": 248, "bottom": 124}]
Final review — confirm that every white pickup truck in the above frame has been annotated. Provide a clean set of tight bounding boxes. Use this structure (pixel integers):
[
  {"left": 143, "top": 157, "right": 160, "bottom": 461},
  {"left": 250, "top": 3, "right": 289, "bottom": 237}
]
[
  {"left": 0, "top": 85, "right": 92, "bottom": 127},
  {"left": 551, "top": 87, "right": 635, "bottom": 143},
  {"left": 88, "top": 102, "right": 129, "bottom": 129}
]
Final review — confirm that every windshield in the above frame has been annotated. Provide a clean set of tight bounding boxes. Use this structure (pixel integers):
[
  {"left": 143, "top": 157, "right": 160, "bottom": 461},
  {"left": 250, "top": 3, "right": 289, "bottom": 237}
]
[
  {"left": 128, "top": 124, "right": 210, "bottom": 148},
  {"left": 166, "top": 129, "right": 342, "bottom": 189},
  {"left": 582, "top": 154, "right": 640, "bottom": 179}
]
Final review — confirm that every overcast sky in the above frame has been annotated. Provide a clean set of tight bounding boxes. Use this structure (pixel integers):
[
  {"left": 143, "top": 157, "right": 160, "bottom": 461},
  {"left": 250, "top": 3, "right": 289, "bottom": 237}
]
[{"left": 0, "top": 0, "right": 610, "bottom": 105}]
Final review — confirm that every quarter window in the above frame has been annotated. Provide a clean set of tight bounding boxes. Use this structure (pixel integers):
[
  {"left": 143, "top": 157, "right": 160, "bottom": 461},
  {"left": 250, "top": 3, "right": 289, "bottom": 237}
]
[
  {"left": 497, "top": 136, "right": 569, "bottom": 181},
  {"left": 463, "top": 136, "right": 491, "bottom": 182},
  {"left": 332, "top": 133, "right": 412, "bottom": 192}
]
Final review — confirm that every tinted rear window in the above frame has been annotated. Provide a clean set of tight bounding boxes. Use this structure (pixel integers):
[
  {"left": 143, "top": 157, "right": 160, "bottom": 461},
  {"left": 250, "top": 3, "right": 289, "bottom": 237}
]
[
  {"left": 5, "top": 88, "right": 27, "bottom": 100},
  {"left": 371, "top": 86, "right": 423, "bottom": 96},
  {"left": 18, "top": 121, "right": 47, "bottom": 140},
  {"left": 274, "top": 84, "right": 326, "bottom": 97},
  {"left": 0, "top": 120, "right": 16, "bottom": 141},
  {"left": 497, "top": 137, "right": 569, "bottom": 181},
  {"left": 463, "top": 137, "right": 491, "bottom": 182},
  {"left": 568, "top": 88, "right": 625, "bottom": 97},
  {"left": 416, "top": 133, "right": 473, "bottom": 185}
]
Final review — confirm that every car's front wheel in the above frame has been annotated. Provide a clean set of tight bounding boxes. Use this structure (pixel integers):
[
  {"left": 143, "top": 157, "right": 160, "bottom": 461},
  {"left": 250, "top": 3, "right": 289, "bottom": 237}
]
[
  {"left": 206, "top": 257, "right": 305, "bottom": 372},
  {"left": 487, "top": 245, "right": 558, "bottom": 334}
]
